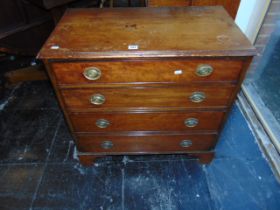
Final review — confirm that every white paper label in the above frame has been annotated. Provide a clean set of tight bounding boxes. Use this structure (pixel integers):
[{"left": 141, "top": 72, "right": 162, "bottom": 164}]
[
  {"left": 174, "top": 70, "right": 183, "bottom": 75},
  {"left": 128, "top": 45, "right": 139, "bottom": 50},
  {"left": 50, "top": 45, "right": 60, "bottom": 49}
]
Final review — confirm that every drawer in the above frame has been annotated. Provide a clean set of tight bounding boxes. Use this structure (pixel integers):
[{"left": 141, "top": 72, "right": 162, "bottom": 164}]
[
  {"left": 76, "top": 133, "right": 217, "bottom": 153},
  {"left": 70, "top": 111, "right": 225, "bottom": 132},
  {"left": 61, "top": 85, "right": 235, "bottom": 110},
  {"left": 51, "top": 60, "right": 243, "bottom": 85}
]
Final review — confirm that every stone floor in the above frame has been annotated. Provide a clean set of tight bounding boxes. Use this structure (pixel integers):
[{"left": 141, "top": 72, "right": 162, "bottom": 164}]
[{"left": 0, "top": 81, "right": 280, "bottom": 210}]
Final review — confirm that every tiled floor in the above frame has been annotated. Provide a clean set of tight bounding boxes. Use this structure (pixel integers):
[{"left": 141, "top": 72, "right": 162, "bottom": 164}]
[{"left": 0, "top": 81, "right": 280, "bottom": 210}]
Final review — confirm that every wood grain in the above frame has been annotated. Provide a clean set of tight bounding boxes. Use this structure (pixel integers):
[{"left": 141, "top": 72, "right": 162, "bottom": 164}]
[
  {"left": 61, "top": 85, "right": 235, "bottom": 110},
  {"left": 38, "top": 7, "right": 256, "bottom": 60},
  {"left": 70, "top": 111, "right": 225, "bottom": 132},
  {"left": 52, "top": 59, "right": 243, "bottom": 85},
  {"left": 76, "top": 133, "right": 217, "bottom": 153}
]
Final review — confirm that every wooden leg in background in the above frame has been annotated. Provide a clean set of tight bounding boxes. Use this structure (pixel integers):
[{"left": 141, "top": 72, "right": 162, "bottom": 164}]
[
  {"left": 4, "top": 64, "right": 48, "bottom": 85},
  {"left": 78, "top": 155, "right": 100, "bottom": 167}
]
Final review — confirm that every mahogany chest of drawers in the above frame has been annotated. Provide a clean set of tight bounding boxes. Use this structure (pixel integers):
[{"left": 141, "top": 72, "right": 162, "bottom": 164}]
[{"left": 38, "top": 6, "right": 256, "bottom": 166}]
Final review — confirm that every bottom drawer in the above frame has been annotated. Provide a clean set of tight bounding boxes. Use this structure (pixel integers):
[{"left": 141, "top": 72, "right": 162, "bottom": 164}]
[{"left": 76, "top": 133, "right": 217, "bottom": 153}]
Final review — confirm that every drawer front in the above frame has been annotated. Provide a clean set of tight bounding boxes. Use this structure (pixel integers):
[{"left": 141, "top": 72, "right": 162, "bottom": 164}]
[
  {"left": 61, "top": 85, "right": 235, "bottom": 110},
  {"left": 70, "top": 111, "right": 225, "bottom": 132},
  {"left": 52, "top": 60, "right": 243, "bottom": 85},
  {"left": 76, "top": 133, "right": 217, "bottom": 153}
]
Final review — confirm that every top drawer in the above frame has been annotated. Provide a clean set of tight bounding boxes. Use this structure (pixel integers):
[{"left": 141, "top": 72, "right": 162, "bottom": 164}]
[{"left": 51, "top": 59, "right": 243, "bottom": 85}]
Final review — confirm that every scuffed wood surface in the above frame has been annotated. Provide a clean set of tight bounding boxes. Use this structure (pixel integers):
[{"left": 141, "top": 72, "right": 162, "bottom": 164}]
[{"left": 38, "top": 7, "right": 256, "bottom": 60}]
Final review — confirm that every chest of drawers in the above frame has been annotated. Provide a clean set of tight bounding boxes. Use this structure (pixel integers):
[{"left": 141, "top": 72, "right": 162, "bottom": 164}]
[{"left": 38, "top": 6, "right": 256, "bottom": 166}]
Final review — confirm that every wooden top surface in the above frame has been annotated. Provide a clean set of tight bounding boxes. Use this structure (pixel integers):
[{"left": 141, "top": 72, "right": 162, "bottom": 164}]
[{"left": 38, "top": 6, "right": 256, "bottom": 60}]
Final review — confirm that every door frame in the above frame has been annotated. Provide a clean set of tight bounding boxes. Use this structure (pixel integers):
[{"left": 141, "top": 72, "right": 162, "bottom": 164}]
[
  {"left": 235, "top": 0, "right": 271, "bottom": 43},
  {"left": 235, "top": 0, "right": 280, "bottom": 180}
]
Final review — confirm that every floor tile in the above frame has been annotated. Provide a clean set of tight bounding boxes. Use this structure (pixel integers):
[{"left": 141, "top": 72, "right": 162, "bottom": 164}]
[
  {"left": 0, "top": 164, "right": 44, "bottom": 210},
  {"left": 48, "top": 122, "right": 76, "bottom": 163},
  {"left": 32, "top": 163, "right": 123, "bottom": 210},
  {"left": 124, "top": 159, "right": 215, "bottom": 210},
  {"left": 215, "top": 104, "right": 261, "bottom": 160},
  {"left": 204, "top": 158, "right": 280, "bottom": 210},
  {"left": 0, "top": 109, "right": 61, "bottom": 163},
  {"left": 5, "top": 81, "right": 59, "bottom": 111},
  {"left": 0, "top": 125, "right": 57, "bottom": 163},
  {"left": 0, "top": 109, "right": 61, "bottom": 138},
  {"left": 33, "top": 159, "right": 215, "bottom": 210}
]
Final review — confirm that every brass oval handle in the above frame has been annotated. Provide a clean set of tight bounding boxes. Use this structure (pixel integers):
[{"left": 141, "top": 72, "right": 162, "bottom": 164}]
[
  {"left": 196, "top": 64, "right": 213, "bottom": 77},
  {"left": 90, "top": 94, "right": 105, "bottom": 105},
  {"left": 96, "top": 119, "right": 110, "bottom": 128},
  {"left": 83, "top": 67, "right": 101, "bottom": 80},
  {"left": 189, "top": 92, "right": 206, "bottom": 103},
  {"left": 180, "top": 140, "right": 192, "bottom": 148},
  {"left": 184, "top": 118, "right": 199, "bottom": 128},
  {"left": 101, "top": 141, "right": 113, "bottom": 149}
]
